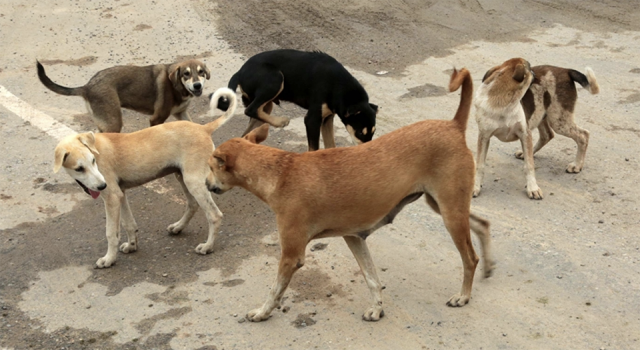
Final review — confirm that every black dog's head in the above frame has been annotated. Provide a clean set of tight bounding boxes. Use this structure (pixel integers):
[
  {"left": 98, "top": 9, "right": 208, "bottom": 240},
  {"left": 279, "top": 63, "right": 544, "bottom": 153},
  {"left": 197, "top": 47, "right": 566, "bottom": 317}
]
[{"left": 342, "top": 102, "right": 378, "bottom": 144}]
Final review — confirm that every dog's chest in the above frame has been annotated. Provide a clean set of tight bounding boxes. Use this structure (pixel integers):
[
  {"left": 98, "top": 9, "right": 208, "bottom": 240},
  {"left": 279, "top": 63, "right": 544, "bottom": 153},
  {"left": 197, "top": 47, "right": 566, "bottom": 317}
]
[{"left": 170, "top": 100, "right": 190, "bottom": 114}]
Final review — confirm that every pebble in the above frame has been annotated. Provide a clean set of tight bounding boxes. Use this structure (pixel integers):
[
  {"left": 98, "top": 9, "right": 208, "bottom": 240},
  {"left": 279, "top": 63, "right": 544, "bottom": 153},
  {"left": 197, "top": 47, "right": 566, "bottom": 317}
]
[
  {"left": 162, "top": 273, "right": 168, "bottom": 277},
  {"left": 326, "top": 292, "right": 332, "bottom": 297},
  {"left": 238, "top": 318, "right": 246, "bottom": 323},
  {"left": 282, "top": 306, "right": 290, "bottom": 313}
]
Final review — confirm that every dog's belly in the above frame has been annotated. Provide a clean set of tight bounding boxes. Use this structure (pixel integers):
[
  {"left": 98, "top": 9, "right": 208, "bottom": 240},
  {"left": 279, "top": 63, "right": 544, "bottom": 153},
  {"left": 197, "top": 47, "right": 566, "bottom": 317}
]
[
  {"left": 118, "top": 166, "right": 180, "bottom": 189},
  {"left": 492, "top": 123, "right": 524, "bottom": 142}
]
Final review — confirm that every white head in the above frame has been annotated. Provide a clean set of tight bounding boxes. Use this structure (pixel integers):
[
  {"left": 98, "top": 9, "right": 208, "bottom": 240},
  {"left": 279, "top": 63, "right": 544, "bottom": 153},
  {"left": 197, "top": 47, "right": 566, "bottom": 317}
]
[{"left": 53, "top": 132, "right": 106, "bottom": 198}]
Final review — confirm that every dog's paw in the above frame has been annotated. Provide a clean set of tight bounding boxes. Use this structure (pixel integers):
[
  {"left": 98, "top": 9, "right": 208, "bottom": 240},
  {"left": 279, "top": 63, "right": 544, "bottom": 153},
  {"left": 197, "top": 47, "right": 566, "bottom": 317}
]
[
  {"left": 527, "top": 187, "right": 544, "bottom": 200},
  {"left": 472, "top": 186, "right": 482, "bottom": 198},
  {"left": 167, "top": 222, "right": 184, "bottom": 235},
  {"left": 446, "top": 293, "right": 470, "bottom": 307},
  {"left": 246, "top": 308, "right": 271, "bottom": 322},
  {"left": 273, "top": 117, "right": 290, "bottom": 128},
  {"left": 362, "top": 307, "right": 385, "bottom": 322},
  {"left": 514, "top": 150, "right": 524, "bottom": 159},
  {"left": 195, "top": 243, "right": 214, "bottom": 255},
  {"left": 566, "top": 162, "right": 583, "bottom": 173},
  {"left": 484, "top": 259, "right": 496, "bottom": 278},
  {"left": 95, "top": 256, "right": 116, "bottom": 269},
  {"left": 119, "top": 242, "right": 137, "bottom": 254}
]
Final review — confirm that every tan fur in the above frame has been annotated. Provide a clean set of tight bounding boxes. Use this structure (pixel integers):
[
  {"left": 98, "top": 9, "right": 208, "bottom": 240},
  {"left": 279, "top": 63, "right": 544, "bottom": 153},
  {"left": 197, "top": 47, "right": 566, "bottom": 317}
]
[
  {"left": 52, "top": 88, "right": 236, "bottom": 268},
  {"left": 518, "top": 66, "right": 599, "bottom": 173},
  {"left": 207, "top": 69, "right": 494, "bottom": 322},
  {"left": 38, "top": 59, "right": 211, "bottom": 133},
  {"left": 473, "top": 58, "right": 541, "bottom": 199}
]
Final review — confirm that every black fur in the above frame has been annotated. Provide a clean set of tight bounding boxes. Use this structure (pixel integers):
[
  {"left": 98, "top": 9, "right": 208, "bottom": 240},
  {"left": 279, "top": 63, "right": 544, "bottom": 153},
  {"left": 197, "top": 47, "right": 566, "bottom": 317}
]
[
  {"left": 568, "top": 69, "right": 590, "bottom": 89},
  {"left": 218, "top": 49, "right": 378, "bottom": 150}
]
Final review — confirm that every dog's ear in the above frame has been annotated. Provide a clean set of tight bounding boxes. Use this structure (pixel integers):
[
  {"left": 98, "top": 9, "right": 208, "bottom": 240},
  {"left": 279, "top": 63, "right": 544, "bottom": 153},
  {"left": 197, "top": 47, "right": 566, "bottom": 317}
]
[
  {"left": 243, "top": 123, "right": 269, "bottom": 144},
  {"left": 512, "top": 63, "right": 526, "bottom": 83},
  {"left": 213, "top": 153, "right": 234, "bottom": 170},
  {"left": 78, "top": 132, "right": 100, "bottom": 155},
  {"left": 482, "top": 66, "right": 500, "bottom": 83},
  {"left": 369, "top": 103, "right": 379, "bottom": 114},
  {"left": 203, "top": 64, "right": 211, "bottom": 80},
  {"left": 168, "top": 64, "right": 181, "bottom": 86},
  {"left": 53, "top": 146, "right": 69, "bottom": 173}
]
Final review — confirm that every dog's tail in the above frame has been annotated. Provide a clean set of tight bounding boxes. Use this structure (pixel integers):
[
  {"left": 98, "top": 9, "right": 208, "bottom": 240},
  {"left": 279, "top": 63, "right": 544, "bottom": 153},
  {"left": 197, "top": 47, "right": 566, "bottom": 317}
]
[
  {"left": 568, "top": 67, "right": 600, "bottom": 95},
  {"left": 214, "top": 72, "right": 241, "bottom": 112},
  {"left": 36, "top": 61, "right": 84, "bottom": 96},
  {"left": 448, "top": 67, "right": 473, "bottom": 131},
  {"left": 205, "top": 87, "right": 238, "bottom": 134}
]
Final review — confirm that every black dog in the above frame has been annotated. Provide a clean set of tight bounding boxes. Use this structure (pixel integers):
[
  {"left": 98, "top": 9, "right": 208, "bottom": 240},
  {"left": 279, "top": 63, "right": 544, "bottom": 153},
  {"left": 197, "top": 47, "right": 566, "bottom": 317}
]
[{"left": 216, "top": 49, "right": 378, "bottom": 151}]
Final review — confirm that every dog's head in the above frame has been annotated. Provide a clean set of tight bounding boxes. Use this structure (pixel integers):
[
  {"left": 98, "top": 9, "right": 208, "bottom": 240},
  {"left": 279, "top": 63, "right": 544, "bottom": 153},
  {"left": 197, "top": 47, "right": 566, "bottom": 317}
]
[
  {"left": 342, "top": 102, "right": 378, "bottom": 144},
  {"left": 481, "top": 58, "right": 534, "bottom": 107},
  {"left": 168, "top": 59, "right": 211, "bottom": 97},
  {"left": 53, "top": 132, "right": 107, "bottom": 199},
  {"left": 206, "top": 124, "right": 270, "bottom": 195}
]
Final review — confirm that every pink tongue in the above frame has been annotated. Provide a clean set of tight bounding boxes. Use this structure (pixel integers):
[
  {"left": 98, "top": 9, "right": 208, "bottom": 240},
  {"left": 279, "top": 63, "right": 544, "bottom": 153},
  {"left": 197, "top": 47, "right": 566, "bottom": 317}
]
[{"left": 89, "top": 189, "right": 101, "bottom": 199}]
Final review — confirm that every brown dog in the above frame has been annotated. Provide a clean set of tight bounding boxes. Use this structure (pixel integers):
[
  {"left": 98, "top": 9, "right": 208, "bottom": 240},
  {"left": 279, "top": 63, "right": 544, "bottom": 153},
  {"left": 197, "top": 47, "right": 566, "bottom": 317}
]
[
  {"left": 206, "top": 69, "right": 494, "bottom": 322},
  {"left": 38, "top": 59, "right": 210, "bottom": 132}
]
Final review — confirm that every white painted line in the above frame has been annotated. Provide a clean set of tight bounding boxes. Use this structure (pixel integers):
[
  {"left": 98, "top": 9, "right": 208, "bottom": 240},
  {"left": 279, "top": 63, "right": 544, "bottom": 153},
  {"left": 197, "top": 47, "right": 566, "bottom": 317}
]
[{"left": 0, "top": 85, "right": 76, "bottom": 140}]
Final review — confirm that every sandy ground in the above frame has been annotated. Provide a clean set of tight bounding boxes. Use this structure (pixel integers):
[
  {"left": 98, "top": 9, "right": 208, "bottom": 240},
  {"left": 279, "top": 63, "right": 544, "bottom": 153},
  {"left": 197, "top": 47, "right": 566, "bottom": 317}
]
[{"left": 1, "top": 0, "right": 639, "bottom": 349}]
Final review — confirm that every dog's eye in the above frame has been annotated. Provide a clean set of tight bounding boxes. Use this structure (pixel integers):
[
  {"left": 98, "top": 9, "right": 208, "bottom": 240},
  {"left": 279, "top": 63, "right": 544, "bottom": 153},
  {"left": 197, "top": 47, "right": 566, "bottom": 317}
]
[
  {"left": 184, "top": 71, "right": 190, "bottom": 77},
  {"left": 92, "top": 158, "right": 96, "bottom": 165},
  {"left": 75, "top": 166, "right": 85, "bottom": 172},
  {"left": 198, "top": 69, "right": 204, "bottom": 75}
]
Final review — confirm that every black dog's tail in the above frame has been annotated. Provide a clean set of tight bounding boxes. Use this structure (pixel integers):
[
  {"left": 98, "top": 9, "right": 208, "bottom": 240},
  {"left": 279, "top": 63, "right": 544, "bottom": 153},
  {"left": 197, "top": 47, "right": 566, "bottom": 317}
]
[
  {"left": 448, "top": 68, "right": 473, "bottom": 132},
  {"left": 568, "top": 67, "right": 600, "bottom": 95},
  {"left": 36, "top": 61, "right": 84, "bottom": 96},
  {"left": 214, "top": 72, "right": 241, "bottom": 111}
]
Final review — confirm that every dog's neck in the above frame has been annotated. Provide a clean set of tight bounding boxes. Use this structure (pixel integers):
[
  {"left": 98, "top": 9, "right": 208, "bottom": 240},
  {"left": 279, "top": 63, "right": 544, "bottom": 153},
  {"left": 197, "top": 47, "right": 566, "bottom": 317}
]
[{"left": 232, "top": 145, "right": 290, "bottom": 204}]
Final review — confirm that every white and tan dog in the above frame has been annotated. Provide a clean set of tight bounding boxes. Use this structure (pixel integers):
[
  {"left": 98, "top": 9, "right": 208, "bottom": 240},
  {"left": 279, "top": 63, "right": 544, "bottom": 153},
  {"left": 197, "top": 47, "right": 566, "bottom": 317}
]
[
  {"left": 53, "top": 87, "right": 237, "bottom": 268},
  {"left": 207, "top": 69, "right": 494, "bottom": 322},
  {"left": 474, "top": 59, "right": 599, "bottom": 199},
  {"left": 473, "top": 58, "right": 540, "bottom": 199}
]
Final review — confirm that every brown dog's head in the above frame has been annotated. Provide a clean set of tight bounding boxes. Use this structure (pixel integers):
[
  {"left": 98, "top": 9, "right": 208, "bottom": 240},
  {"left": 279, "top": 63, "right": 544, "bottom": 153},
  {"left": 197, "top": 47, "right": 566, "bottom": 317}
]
[
  {"left": 206, "top": 124, "right": 270, "bottom": 195},
  {"left": 168, "top": 59, "right": 211, "bottom": 97},
  {"left": 481, "top": 58, "right": 534, "bottom": 107},
  {"left": 53, "top": 132, "right": 107, "bottom": 199}
]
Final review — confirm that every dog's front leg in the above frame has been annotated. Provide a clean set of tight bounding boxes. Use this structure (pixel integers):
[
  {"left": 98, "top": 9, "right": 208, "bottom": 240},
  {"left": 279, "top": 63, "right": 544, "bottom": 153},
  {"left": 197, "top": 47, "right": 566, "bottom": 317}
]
[
  {"left": 343, "top": 236, "right": 385, "bottom": 321},
  {"left": 118, "top": 192, "right": 138, "bottom": 254},
  {"left": 304, "top": 107, "right": 323, "bottom": 151},
  {"left": 96, "top": 191, "right": 123, "bottom": 268},
  {"left": 473, "top": 134, "right": 491, "bottom": 197},
  {"left": 518, "top": 129, "right": 543, "bottom": 199},
  {"left": 174, "top": 110, "right": 192, "bottom": 122},
  {"left": 247, "top": 231, "right": 306, "bottom": 322}
]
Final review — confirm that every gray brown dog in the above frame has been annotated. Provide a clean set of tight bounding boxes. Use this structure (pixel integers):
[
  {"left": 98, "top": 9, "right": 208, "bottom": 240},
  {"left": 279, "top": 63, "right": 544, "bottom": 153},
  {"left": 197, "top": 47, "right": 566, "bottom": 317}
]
[
  {"left": 206, "top": 69, "right": 494, "bottom": 322},
  {"left": 53, "top": 87, "right": 236, "bottom": 268},
  {"left": 38, "top": 59, "right": 210, "bottom": 132}
]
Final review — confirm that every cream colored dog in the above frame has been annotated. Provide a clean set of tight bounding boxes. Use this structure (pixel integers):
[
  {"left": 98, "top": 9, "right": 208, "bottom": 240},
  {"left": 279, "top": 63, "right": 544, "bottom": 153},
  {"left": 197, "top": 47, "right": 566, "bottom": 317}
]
[
  {"left": 207, "top": 69, "right": 494, "bottom": 322},
  {"left": 53, "top": 87, "right": 237, "bottom": 268}
]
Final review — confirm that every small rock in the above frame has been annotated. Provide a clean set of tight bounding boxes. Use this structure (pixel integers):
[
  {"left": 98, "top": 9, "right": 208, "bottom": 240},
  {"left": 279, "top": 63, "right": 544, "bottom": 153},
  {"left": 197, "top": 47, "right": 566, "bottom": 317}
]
[
  {"left": 233, "top": 314, "right": 238, "bottom": 317},
  {"left": 598, "top": 220, "right": 604, "bottom": 224},
  {"left": 238, "top": 318, "right": 246, "bottom": 323},
  {"left": 381, "top": 267, "right": 388, "bottom": 272},
  {"left": 603, "top": 252, "right": 611, "bottom": 256},
  {"left": 282, "top": 306, "right": 290, "bottom": 313},
  {"left": 376, "top": 71, "right": 388, "bottom": 75},
  {"left": 326, "top": 292, "right": 332, "bottom": 297},
  {"left": 556, "top": 276, "right": 563, "bottom": 279},
  {"left": 162, "top": 273, "right": 168, "bottom": 277},
  {"left": 625, "top": 158, "right": 629, "bottom": 161},
  {"left": 586, "top": 302, "right": 591, "bottom": 306},
  {"left": 310, "top": 242, "right": 328, "bottom": 251}
]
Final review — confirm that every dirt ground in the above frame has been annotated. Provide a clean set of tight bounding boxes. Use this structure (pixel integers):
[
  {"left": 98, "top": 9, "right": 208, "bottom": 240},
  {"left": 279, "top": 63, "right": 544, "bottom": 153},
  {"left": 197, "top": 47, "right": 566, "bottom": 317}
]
[{"left": 1, "top": 0, "right": 639, "bottom": 349}]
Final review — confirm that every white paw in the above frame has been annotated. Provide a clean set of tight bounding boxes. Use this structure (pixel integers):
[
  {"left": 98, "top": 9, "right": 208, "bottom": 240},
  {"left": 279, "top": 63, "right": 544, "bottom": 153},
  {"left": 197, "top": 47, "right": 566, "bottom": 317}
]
[
  {"left": 167, "top": 222, "right": 184, "bottom": 235},
  {"left": 527, "top": 186, "right": 544, "bottom": 200},
  {"left": 362, "top": 306, "right": 384, "bottom": 322},
  {"left": 446, "top": 293, "right": 470, "bottom": 307},
  {"left": 274, "top": 117, "right": 290, "bottom": 128},
  {"left": 473, "top": 185, "right": 482, "bottom": 198},
  {"left": 195, "top": 243, "right": 214, "bottom": 255},
  {"left": 95, "top": 256, "right": 116, "bottom": 268},
  {"left": 119, "top": 242, "right": 137, "bottom": 254},
  {"left": 514, "top": 150, "right": 524, "bottom": 159},
  {"left": 566, "top": 162, "right": 583, "bottom": 173},
  {"left": 246, "top": 308, "right": 271, "bottom": 322}
]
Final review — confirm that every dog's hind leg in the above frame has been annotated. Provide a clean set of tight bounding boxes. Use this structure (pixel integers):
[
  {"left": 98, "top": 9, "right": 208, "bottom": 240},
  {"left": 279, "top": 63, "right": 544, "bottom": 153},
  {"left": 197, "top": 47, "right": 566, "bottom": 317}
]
[
  {"left": 244, "top": 72, "right": 289, "bottom": 128},
  {"left": 242, "top": 102, "right": 269, "bottom": 136},
  {"left": 167, "top": 173, "right": 199, "bottom": 234},
  {"left": 343, "top": 236, "right": 384, "bottom": 321},
  {"left": 88, "top": 92, "right": 123, "bottom": 133},
  {"left": 469, "top": 212, "right": 495, "bottom": 278},
  {"left": 305, "top": 104, "right": 324, "bottom": 151},
  {"left": 96, "top": 190, "right": 124, "bottom": 268},
  {"left": 247, "top": 222, "right": 307, "bottom": 322},
  {"left": 118, "top": 191, "right": 139, "bottom": 254},
  {"left": 181, "top": 172, "right": 223, "bottom": 255},
  {"left": 516, "top": 119, "right": 554, "bottom": 159},
  {"left": 548, "top": 110, "right": 589, "bottom": 173},
  {"left": 321, "top": 114, "right": 336, "bottom": 149}
]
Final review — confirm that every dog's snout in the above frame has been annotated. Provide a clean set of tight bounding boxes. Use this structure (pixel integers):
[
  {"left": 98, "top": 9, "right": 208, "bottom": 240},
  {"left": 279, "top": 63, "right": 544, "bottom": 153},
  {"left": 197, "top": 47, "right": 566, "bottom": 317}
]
[
  {"left": 193, "top": 82, "right": 202, "bottom": 90},
  {"left": 97, "top": 183, "right": 107, "bottom": 191}
]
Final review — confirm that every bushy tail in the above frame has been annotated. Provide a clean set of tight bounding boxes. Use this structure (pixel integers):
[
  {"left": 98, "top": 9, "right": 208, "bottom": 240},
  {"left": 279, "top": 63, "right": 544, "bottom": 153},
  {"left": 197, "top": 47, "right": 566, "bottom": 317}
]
[
  {"left": 448, "top": 68, "right": 473, "bottom": 131},
  {"left": 205, "top": 87, "right": 238, "bottom": 134},
  {"left": 214, "top": 72, "right": 241, "bottom": 112},
  {"left": 568, "top": 67, "right": 600, "bottom": 95},
  {"left": 36, "top": 61, "right": 84, "bottom": 96}
]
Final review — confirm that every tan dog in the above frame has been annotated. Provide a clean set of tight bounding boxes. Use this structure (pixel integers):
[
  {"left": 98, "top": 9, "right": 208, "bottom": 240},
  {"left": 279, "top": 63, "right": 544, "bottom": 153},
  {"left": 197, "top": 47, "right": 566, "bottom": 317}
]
[
  {"left": 207, "top": 69, "right": 494, "bottom": 322},
  {"left": 473, "top": 58, "right": 540, "bottom": 199},
  {"left": 38, "top": 59, "right": 211, "bottom": 132},
  {"left": 53, "top": 88, "right": 236, "bottom": 268},
  {"left": 518, "top": 66, "right": 599, "bottom": 173}
]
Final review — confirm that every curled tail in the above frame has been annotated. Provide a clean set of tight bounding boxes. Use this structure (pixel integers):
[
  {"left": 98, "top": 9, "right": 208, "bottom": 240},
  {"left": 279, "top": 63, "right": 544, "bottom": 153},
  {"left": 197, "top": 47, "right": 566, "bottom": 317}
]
[
  {"left": 448, "top": 68, "right": 473, "bottom": 131},
  {"left": 215, "top": 72, "right": 241, "bottom": 111},
  {"left": 568, "top": 67, "right": 600, "bottom": 95},
  {"left": 36, "top": 61, "right": 84, "bottom": 96},
  {"left": 205, "top": 87, "right": 238, "bottom": 134}
]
